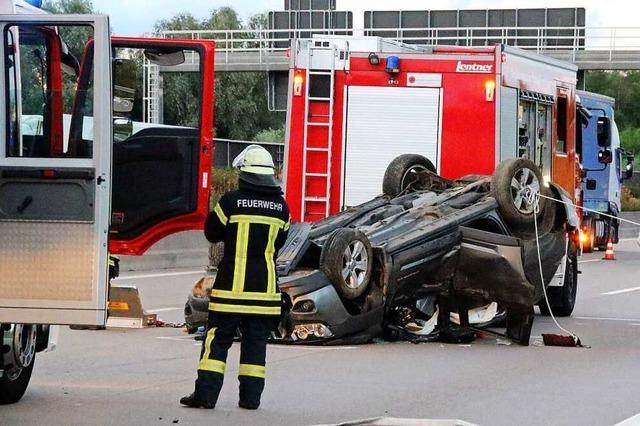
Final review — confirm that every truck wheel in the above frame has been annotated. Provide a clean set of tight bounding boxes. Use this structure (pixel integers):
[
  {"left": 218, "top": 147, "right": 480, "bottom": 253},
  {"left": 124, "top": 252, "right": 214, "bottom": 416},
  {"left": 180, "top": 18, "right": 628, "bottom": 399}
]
[
  {"left": 581, "top": 217, "right": 595, "bottom": 253},
  {"left": 320, "top": 228, "right": 373, "bottom": 300},
  {"left": 0, "top": 324, "right": 37, "bottom": 404},
  {"left": 383, "top": 154, "right": 436, "bottom": 197},
  {"left": 539, "top": 252, "right": 578, "bottom": 317},
  {"left": 491, "top": 159, "right": 546, "bottom": 227}
]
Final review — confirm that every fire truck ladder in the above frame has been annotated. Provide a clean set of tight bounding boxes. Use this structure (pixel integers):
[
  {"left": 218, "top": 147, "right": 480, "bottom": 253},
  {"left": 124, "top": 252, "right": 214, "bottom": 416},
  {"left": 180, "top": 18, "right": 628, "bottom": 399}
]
[{"left": 300, "top": 42, "right": 336, "bottom": 221}]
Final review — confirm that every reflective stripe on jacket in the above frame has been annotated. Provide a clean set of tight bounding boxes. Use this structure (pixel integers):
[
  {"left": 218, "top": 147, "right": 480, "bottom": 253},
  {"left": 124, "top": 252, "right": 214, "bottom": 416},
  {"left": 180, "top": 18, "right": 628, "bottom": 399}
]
[{"left": 205, "top": 181, "right": 290, "bottom": 316}]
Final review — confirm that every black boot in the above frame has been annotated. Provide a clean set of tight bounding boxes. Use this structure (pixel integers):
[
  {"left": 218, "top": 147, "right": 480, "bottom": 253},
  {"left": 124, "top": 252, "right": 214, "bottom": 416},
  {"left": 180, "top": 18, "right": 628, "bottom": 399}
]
[
  {"left": 180, "top": 393, "right": 215, "bottom": 409},
  {"left": 238, "top": 400, "right": 260, "bottom": 410}
]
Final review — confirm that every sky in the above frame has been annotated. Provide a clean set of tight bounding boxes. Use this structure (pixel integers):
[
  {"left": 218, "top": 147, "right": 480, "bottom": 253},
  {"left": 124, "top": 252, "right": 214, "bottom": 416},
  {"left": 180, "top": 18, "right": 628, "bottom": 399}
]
[{"left": 91, "top": 0, "right": 638, "bottom": 36}]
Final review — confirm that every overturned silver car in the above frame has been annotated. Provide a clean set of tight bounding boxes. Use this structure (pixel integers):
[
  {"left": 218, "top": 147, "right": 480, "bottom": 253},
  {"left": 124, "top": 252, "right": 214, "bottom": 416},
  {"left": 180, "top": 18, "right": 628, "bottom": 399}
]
[{"left": 186, "top": 156, "right": 580, "bottom": 346}]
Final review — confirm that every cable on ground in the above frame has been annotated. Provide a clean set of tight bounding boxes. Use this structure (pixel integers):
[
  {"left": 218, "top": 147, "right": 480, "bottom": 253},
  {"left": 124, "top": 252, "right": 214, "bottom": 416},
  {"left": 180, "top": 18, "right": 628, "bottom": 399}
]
[{"left": 533, "top": 192, "right": 586, "bottom": 347}]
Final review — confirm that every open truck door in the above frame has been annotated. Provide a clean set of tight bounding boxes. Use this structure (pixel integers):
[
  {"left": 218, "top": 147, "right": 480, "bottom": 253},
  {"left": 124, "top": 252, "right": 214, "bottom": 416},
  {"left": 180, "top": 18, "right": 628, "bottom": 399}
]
[
  {"left": 0, "top": 22, "right": 215, "bottom": 325},
  {"left": 74, "top": 37, "right": 215, "bottom": 256},
  {"left": 0, "top": 14, "right": 112, "bottom": 326},
  {"left": 0, "top": 14, "right": 214, "bottom": 403}
]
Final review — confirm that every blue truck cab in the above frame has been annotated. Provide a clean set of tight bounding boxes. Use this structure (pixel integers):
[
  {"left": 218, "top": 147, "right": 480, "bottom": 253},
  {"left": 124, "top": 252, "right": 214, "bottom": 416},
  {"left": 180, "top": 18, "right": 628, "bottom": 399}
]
[{"left": 577, "top": 90, "right": 634, "bottom": 252}]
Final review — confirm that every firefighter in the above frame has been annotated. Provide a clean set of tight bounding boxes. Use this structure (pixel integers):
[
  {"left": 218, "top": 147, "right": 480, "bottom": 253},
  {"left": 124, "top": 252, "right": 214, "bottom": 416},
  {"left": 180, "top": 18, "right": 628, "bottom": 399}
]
[{"left": 181, "top": 145, "right": 290, "bottom": 410}]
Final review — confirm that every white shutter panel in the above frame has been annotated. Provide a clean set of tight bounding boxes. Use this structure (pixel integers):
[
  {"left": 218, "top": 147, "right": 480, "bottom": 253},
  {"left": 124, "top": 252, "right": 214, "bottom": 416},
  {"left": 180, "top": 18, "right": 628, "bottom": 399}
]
[{"left": 343, "top": 86, "right": 441, "bottom": 206}]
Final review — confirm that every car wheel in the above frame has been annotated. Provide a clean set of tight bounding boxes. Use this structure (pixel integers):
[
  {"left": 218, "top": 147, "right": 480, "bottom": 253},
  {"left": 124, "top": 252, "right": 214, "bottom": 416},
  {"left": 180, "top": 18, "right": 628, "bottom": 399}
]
[
  {"left": 0, "top": 324, "right": 37, "bottom": 404},
  {"left": 320, "top": 228, "right": 373, "bottom": 300},
  {"left": 539, "top": 252, "right": 578, "bottom": 317},
  {"left": 491, "top": 159, "right": 546, "bottom": 227},
  {"left": 581, "top": 217, "right": 595, "bottom": 253},
  {"left": 382, "top": 154, "right": 436, "bottom": 197}
]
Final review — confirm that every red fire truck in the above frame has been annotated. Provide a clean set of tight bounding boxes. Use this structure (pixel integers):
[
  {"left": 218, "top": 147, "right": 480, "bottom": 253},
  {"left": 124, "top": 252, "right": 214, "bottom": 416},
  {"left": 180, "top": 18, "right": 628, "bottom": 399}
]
[{"left": 283, "top": 35, "right": 580, "bottom": 223}]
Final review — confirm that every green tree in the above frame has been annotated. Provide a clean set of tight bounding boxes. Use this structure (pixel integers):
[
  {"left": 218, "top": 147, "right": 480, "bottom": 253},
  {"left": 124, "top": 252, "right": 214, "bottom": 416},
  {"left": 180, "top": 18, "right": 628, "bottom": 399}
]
[
  {"left": 204, "top": 7, "right": 242, "bottom": 31},
  {"left": 253, "top": 126, "right": 285, "bottom": 144},
  {"left": 584, "top": 70, "right": 640, "bottom": 159},
  {"left": 42, "top": 0, "right": 95, "bottom": 58},
  {"left": 154, "top": 13, "right": 203, "bottom": 33},
  {"left": 154, "top": 7, "right": 284, "bottom": 140}
]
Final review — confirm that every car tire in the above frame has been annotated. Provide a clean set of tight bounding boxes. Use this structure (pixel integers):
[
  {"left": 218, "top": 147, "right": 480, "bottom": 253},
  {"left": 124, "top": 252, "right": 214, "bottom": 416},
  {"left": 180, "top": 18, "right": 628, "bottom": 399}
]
[
  {"left": 539, "top": 252, "right": 578, "bottom": 317},
  {"left": 382, "top": 154, "right": 436, "bottom": 197},
  {"left": 491, "top": 158, "right": 546, "bottom": 227},
  {"left": 581, "top": 217, "right": 595, "bottom": 253},
  {"left": 0, "top": 325, "right": 37, "bottom": 405},
  {"left": 320, "top": 228, "right": 373, "bottom": 300}
]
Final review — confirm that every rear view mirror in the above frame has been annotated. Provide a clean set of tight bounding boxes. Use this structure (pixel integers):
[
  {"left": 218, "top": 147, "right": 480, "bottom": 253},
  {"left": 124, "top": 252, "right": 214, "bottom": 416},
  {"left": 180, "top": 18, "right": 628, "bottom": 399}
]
[
  {"left": 597, "top": 116, "right": 611, "bottom": 147},
  {"left": 60, "top": 40, "right": 79, "bottom": 77},
  {"left": 144, "top": 48, "right": 185, "bottom": 67},
  {"left": 598, "top": 149, "right": 613, "bottom": 164},
  {"left": 113, "top": 117, "right": 133, "bottom": 141},
  {"left": 625, "top": 153, "right": 635, "bottom": 179},
  {"left": 113, "top": 58, "right": 137, "bottom": 114}
]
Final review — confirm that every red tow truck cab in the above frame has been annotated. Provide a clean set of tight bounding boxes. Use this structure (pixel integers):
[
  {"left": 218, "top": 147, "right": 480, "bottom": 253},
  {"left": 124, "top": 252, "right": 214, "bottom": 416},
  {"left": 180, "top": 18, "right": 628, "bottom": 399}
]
[{"left": 284, "top": 36, "right": 580, "bottom": 223}]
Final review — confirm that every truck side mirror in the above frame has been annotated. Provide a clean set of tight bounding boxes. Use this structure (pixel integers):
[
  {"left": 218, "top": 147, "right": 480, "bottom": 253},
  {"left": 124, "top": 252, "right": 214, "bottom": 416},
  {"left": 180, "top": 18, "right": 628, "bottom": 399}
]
[
  {"left": 625, "top": 154, "right": 635, "bottom": 179},
  {"left": 598, "top": 149, "right": 613, "bottom": 164},
  {"left": 597, "top": 116, "right": 611, "bottom": 147},
  {"left": 113, "top": 58, "right": 137, "bottom": 114}
]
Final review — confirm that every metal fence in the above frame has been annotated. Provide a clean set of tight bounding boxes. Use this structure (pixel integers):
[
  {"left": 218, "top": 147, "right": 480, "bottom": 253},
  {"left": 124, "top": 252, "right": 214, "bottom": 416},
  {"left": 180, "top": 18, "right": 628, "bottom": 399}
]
[
  {"left": 159, "top": 26, "right": 640, "bottom": 67},
  {"left": 213, "top": 138, "right": 285, "bottom": 169}
]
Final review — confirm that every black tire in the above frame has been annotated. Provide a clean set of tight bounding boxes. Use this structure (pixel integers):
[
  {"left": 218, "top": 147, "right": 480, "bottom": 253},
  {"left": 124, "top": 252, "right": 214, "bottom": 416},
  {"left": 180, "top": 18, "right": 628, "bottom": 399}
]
[
  {"left": 0, "top": 325, "right": 36, "bottom": 405},
  {"left": 581, "top": 217, "right": 595, "bottom": 254},
  {"left": 320, "top": 228, "right": 373, "bottom": 300},
  {"left": 0, "top": 358, "right": 34, "bottom": 405},
  {"left": 491, "top": 158, "right": 546, "bottom": 227},
  {"left": 539, "top": 252, "right": 578, "bottom": 317},
  {"left": 382, "top": 154, "right": 436, "bottom": 197}
]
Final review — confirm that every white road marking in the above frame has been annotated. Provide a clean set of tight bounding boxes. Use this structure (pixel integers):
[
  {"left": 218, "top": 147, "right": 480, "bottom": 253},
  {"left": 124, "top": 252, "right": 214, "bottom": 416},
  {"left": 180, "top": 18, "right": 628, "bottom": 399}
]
[
  {"left": 615, "top": 411, "right": 640, "bottom": 425},
  {"left": 574, "top": 316, "right": 640, "bottom": 322},
  {"left": 117, "top": 269, "right": 204, "bottom": 280},
  {"left": 578, "top": 259, "right": 601, "bottom": 264},
  {"left": 601, "top": 286, "right": 640, "bottom": 296},
  {"left": 154, "top": 335, "right": 358, "bottom": 351},
  {"left": 155, "top": 336, "right": 193, "bottom": 341},
  {"left": 270, "top": 345, "right": 359, "bottom": 351},
  {"left": 147, "top": 307, "right": 182, "bottom": 313}
]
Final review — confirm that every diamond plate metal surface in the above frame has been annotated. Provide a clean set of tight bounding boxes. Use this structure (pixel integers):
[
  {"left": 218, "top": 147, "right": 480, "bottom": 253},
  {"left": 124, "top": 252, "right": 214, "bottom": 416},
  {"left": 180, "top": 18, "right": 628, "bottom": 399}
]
[{"left": 0, "top": 222, "right": 95, "bottom": 302}]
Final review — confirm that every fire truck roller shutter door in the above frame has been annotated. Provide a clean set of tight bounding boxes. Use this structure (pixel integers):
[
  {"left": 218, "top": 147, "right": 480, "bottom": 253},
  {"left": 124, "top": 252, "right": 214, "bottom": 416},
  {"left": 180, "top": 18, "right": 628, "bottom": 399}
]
[{"left": 343, "top": 86, "right": 441, "bottom": 207}]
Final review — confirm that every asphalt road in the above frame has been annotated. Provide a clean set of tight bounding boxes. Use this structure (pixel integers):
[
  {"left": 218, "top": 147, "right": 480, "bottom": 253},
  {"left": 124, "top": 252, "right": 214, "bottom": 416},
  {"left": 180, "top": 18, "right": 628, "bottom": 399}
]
[{"left": 1, "top": 239, "right": 640, "bottom": 426}]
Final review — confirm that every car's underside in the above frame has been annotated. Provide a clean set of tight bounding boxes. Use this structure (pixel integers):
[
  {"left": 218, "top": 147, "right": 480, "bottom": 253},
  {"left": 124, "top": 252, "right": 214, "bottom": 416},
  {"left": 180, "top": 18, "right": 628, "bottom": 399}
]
[
  {"left": 185, "top": 157, "right": 579, "bottom": 346},
  {"left": 272, "top": 158, "right": 577, "bottom": 345}
]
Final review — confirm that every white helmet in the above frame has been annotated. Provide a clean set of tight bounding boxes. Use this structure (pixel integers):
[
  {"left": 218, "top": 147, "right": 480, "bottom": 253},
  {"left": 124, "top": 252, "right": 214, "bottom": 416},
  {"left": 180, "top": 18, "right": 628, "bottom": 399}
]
[{"left": 232, "top": 144, "right": 275, "bottom": 175}]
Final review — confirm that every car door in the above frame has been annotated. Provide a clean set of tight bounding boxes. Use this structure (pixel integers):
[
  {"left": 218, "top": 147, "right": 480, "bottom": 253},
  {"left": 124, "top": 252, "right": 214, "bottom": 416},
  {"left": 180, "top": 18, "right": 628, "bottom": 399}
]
[
  {"left": 0, "top": 14, "right": 112, "bottom": 325},
  {"left": 106, "top": 37, "right": 215, "bottom": 256}
]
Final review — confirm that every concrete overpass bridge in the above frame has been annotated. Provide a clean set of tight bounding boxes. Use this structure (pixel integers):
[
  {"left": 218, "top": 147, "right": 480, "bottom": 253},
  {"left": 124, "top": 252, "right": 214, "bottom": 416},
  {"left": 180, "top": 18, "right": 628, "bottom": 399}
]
[
  {"left": 158, "top": 26, "right": 640, "bottom": 71},
  {"left": 142, "top": 26, "right": 640, "bottom": 121}
]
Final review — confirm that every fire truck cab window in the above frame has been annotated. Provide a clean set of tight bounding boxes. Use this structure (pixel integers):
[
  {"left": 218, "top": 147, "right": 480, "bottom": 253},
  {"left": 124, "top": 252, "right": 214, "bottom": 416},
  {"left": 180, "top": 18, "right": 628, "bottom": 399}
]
[
  {"left": 3, "top": 24, "right": 93, "bottom": 159},
  {"left": 556, "top": 96, "right": 568, "bottom": 153}
]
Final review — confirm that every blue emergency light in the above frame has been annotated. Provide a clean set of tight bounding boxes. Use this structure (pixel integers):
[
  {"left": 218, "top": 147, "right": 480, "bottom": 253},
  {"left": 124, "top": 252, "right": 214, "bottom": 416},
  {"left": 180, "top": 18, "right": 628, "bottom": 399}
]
[
  {"left": 386, "top": 56, "right": 400, "bottom": 74},
  {"left": 25, "top": 0, "right": 43, "bottom": 7}
]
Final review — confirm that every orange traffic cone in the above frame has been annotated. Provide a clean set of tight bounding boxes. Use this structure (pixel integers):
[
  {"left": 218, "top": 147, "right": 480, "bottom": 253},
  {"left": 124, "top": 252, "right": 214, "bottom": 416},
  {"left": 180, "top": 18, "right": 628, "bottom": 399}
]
[{"left": 603, "top": 239, "right": 616, "bottom": 261}]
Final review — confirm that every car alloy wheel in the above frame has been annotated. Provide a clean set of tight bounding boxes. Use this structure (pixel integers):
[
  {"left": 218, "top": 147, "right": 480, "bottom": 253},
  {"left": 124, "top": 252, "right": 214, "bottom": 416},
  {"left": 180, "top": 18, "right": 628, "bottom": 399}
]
[
  {"left": 510, "top": 167, "right": 540, "bottom": 214},
  {"left": 342, "top": 240, "right": 370, "bottom": 290}
]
